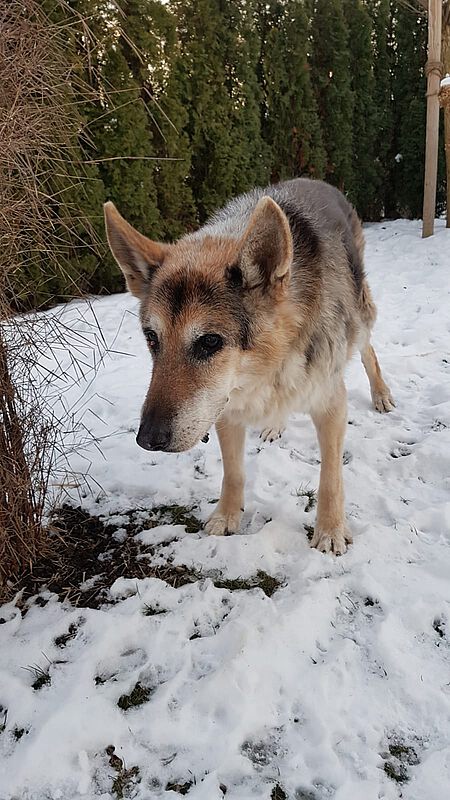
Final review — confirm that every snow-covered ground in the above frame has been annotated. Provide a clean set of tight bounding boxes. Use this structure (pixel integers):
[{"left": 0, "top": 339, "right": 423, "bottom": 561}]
[{"left": 1, "top": 219, "right": 450, "bottom": 800}]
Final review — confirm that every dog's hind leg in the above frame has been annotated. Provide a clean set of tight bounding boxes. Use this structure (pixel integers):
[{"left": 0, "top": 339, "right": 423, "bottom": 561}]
[
  {"left": 205, "top": 418, "right": 246, "bottom": 536},
  {"left": 310, "top": 381, "right": 352, "bottom": 555},
  {"left": 358, "top": 280, "right": 395, "bottom": 413},
  {"left": 360, "top": 342, "right": 395, "bottom": 413}
]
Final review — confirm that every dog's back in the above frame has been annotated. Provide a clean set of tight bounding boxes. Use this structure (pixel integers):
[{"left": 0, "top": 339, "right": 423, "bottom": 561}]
[
  {"left": 191, "top": 177, "right": 371, "bottom": 323},
  {"left": 197, "top": 177, "right": 363, "bottom": 268}
]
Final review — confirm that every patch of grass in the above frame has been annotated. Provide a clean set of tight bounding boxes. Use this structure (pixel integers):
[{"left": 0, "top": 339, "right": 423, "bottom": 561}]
[
  {"left": 213, "top": 570, "right": 281, "bottom": 598},
  {"left": 295, "top": 484, "right": 317, "bottom": 513},
  {"left": 32, "top": 669, "right": 51, "bottom": 691},
  {"left": 10, "top": 504, "right": 280, "bottom": 610},
  {"left": 22, "top": 663, "right": 51, "bottom": 691},
  {"left": 304, "top": 524, "right": 314, "bottom": 542},
  {"left": 117, "top": 682, "right": 153, "bottom": 711},
  {"left": 382, "top": 739, "right": 420, "bottom": 784},
  {"left": 241, "top": 733, "right": 283, "bottom": 767},
  {"left": 106, "top": 745, "right": 140, "bottom": 799},
  {"left": 241, "top": 740, "right": 268, "bottom": 767},
  {"left": 142, "top": 603, "right": 167, "bottom": 617},
  {"left": 388, "top": 743, "right": 419, "bottom": 765},
  {"left": 54, "top": 622, "right": 78, "bottom": 648},
  {"left": 383, "top": 760, "right": 409, "bottom": 783},
  {"left": 272, "top": 785, "right": 287, "bottom": 800},
  {"left": 154, "top": 504, "right": 202, "bottom": 534},
  {"left": 166, "top": 780, "right": 193, "bottom": 795},
  {"left": 11, "top": 505, "right": 201, "bottom": 610}
]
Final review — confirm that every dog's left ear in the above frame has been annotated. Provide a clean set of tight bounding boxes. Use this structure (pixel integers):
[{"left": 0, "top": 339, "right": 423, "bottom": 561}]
[
  {"left": 104, "top": 202, "right": 167, "bottom": 298},
  {"left": 239, "top": 197, "right": 293, "bottom": 290}
]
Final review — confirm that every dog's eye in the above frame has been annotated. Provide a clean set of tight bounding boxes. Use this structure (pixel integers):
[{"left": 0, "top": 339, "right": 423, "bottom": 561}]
[
  {"left": 143, "top": 328, "right": 159, "bottom": 351},
  {"left": 193, "top": 333, "right": 224, "bottom": 360}
]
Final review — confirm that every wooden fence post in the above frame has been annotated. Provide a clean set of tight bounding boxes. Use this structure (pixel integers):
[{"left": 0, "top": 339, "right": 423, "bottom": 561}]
[
  {"left": 441, "top": 21, "right": 450, "bottom": 227},
  {"left": 422, "top": 0, "right": 442, "bottom": 238}
]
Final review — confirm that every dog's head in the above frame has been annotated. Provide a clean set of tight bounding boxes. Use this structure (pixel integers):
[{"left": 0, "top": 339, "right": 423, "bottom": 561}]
[{"left": 104, "top": 197, "right": 293, "bottom": 452}]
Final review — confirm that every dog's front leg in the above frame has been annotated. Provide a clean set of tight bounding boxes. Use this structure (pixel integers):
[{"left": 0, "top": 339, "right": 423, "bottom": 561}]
[
  {"left": 205, "top": 418, "right": 245, "bottom": 536},
  {"left": 310, "top": 381, "right": 352, "bottom": 555}
]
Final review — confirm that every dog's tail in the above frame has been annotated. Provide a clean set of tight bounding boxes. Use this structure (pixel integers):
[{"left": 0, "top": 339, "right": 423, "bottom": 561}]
[{"left": 350, "top": 207, "right": 377, "bottom": 330}]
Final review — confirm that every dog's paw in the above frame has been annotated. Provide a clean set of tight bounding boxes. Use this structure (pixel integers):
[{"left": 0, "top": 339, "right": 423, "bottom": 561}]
[
  {"left": 260, "top": 426, "right": 284, "bottom": 443},
  {"left": 310, "top": 524, "right": 352, "bottom": 556},
  {"left": 372, "top": 387, "right": 395, "bottom": 413},
  {"left": 204, "top": 508, "right": 242, "bottom": 536}
]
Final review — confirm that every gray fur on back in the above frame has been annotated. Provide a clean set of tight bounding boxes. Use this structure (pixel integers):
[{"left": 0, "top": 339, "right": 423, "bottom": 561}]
[{"left": 187, "top": 178, "right": 356, "bottom": 245}]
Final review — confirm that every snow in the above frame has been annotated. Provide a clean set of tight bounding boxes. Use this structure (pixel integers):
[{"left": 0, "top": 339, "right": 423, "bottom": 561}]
[{"left": 1, "top": 218, "right": 450, "bottom": 800}]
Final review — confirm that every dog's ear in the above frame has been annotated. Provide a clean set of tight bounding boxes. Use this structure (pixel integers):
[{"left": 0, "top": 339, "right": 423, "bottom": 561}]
[
  {"left": 104, "top": 202, "right": 167, "bottom": 298},
  {"left": 239, "top": 197, "right": 293, "bottom": 290}
]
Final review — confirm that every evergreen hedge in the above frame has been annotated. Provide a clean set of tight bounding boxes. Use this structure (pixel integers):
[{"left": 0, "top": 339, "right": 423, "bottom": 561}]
[{"left": 7, "top": 0, "right": 446, "bottom": 309}]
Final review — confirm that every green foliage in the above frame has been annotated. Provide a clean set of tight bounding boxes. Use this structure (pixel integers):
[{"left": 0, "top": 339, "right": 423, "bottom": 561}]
[
  {"left": 366, "top": 0, "right": 396, "bottom": 218},
  {"left": 389, "top": 3, "right": 446, "bottom": 219},
  {"left": 310, "top": 0, "right": 354, "bottom": 191},
  {"left": 172, "top": 0, "right": 269, "bottom": 221},
  {"left": 119, "top": 0, "right": 197, "bottom": 240},
  {"left": 9, "top": 0, "right": 445, "bottom": 308},
  {"left": 344, "top": 0, "right": 379, "bottom": 218},
  {"left": 258, "top": 0, "right": 325, "bottom": 182}
]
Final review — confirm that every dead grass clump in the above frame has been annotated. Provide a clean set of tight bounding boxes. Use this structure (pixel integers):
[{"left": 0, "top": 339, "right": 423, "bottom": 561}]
[{"left": 0, "top": 1, "right": 106, "bottom": 601}]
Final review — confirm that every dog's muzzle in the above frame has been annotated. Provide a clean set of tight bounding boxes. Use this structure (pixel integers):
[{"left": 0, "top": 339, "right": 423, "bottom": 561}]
[{"left": 136, "top": 416, "right": 172, "bottom": 452}]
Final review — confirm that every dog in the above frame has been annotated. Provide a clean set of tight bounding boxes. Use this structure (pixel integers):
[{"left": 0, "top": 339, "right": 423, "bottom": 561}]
[{"left": 104, "top": 178, "right": 394, "bottom": 555}]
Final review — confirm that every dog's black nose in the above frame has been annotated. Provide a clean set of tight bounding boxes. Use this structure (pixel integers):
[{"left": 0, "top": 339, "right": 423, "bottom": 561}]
[{"left": 136, "top": 418, "right": 172, "bottom": 451}]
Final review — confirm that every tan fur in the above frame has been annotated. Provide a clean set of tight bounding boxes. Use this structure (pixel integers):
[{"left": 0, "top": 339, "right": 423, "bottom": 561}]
[
  {"left": 310, "top": 381, "right": 351, "bottom": 555},
  {"left": 104, "top": 180, "right": 394, "bottom": 555},
  {"left": 103, "top": 202, "right": 167, "bottom": 297},
  {"left": 205, "top": 419, "right": 246, "bottom": 535}
]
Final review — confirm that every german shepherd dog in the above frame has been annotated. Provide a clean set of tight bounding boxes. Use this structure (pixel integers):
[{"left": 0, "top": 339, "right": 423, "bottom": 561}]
[{"left": 104, "top": 178, "right": 394, "bottom": 555}]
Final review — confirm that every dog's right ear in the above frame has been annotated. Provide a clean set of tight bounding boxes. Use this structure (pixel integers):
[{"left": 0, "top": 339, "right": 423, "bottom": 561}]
[{"left": 103, "top": 202, "right": 167, "bottom": 298}]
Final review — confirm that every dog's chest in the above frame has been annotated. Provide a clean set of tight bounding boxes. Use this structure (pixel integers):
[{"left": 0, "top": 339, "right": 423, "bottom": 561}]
[{"left": 228, "top": 352, "right": 332, "bottom": 425}]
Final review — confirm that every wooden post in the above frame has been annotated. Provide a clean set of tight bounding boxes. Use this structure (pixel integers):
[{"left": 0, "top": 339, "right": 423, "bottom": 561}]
[
  {"left": 422, "top": 0, "right": 442, "bottom": 238},
  {"left": 442, "top": 22, "right": 450, "bottom": 227}
]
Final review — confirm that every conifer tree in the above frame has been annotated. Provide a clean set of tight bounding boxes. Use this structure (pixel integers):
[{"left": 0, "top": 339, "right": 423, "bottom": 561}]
[
  {"left": 366, "top": 0, "right": 395, "bottom": 217},
  {"left": 171, "top": 0, "right": 238, "bottom": 220},
  {"left": 344, "top": 0, "right": 378, "bottom": 218},
  {"left": 93, "top": 23, "right": 161, "bottom": 238},
  {"left": 223, "top": 0, "right": 271, "bottom": 194},
  {"left": 47, "top": 0, "right": 161, "bottom": 293},
  {"left": 258, "top": 0, "right": 325, "bottom": 182},
  {"left": 390, "top": 3, "right": 429, "bottom": 218},
  {"left": 310, "top": 0, "right": 354, "bottom": 191},
  {"left": 172, "top": 0, "right": 270, "bottom": 220},
  {"left": 119, "top": 0, "right": 196, "bottom": 239}
]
